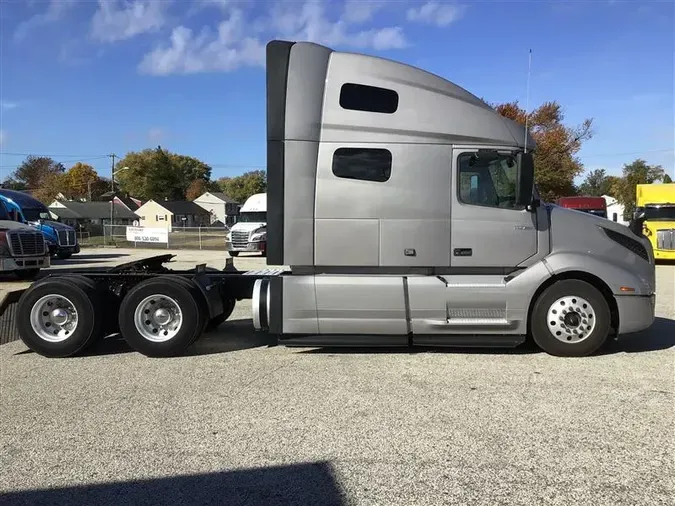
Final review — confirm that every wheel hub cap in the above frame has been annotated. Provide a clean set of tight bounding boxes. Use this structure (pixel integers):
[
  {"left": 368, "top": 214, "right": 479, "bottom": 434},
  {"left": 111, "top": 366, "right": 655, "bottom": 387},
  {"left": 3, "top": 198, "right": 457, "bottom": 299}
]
[
  {"left": 29, "top": 294, "right": 79, "bottom": 343},
  {"left": 546, "top": 295, "right": 596, "bottom": 344},
  {"left": 134, "top": 294, "right": 183, "bottom": 343}
]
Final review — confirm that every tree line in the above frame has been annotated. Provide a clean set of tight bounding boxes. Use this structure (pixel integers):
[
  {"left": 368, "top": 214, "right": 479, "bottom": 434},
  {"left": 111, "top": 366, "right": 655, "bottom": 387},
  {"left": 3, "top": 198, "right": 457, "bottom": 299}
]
[
  {"left": 0, "top": 146, "right": 267, "bottom": 206},
  {"left": 1, "top": 102, "right": 670, "bottom": 218}
]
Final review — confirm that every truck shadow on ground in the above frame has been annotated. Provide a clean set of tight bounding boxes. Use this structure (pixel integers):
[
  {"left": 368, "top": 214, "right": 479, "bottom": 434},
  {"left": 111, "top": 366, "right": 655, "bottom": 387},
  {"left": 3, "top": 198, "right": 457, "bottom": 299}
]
[
  {"left": 0, "top": 461, "right": 346, "bottom": 506},
  {"left": 71, "top": 317, "right": 675, "bottom": 358},
  {"left": 53, "top": 253, "right": 131, "bottom": 261}
]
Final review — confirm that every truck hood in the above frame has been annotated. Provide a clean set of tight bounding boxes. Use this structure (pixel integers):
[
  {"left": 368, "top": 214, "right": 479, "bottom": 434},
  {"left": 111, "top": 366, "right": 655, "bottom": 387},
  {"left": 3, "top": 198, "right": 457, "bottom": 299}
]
[
  {"left": 0, "top": 220, "right": 37, "bottom": 231},
  {"left": 230, "top": 222, "right": 266, "bottom": 233},
  {"left": 31, "top": 220, "right": 74, "bottom": 231}
]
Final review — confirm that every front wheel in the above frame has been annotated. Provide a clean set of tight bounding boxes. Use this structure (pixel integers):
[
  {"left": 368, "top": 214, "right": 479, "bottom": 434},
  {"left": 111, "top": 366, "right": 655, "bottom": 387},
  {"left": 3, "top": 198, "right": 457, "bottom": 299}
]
[
  {"left": 57, "top": 252, "right": 73, "bottom": 260},
  {"left": 530, "top": 279, "right": 611, "bottom": 357},
  {"left": 229, "top": 251, "right": 239, "bottom": 257}
]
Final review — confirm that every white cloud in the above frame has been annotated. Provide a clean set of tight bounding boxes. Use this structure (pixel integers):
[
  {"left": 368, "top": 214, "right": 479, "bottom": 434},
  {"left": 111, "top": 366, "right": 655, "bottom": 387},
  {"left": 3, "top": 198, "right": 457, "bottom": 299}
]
[
  {"left": 91, "top": 0, "right": 169, "bottom": 43},
  {"left": 139, "top": 1, "right": 407, "bottom": 76},
  {"left": 0, "top": 100, "right": 19, "bottom": 111},
  {"left": 13, "top": 0, "right": 76, "bottom": 41},
  {"left": 406, "top": 1, "right": 465, "bottom": 27},
  {"left": 0, "top": 130, "right": 6, "bottom": 147},
  {"left": 138, "top": 9, "right": 265, "bottom": 75}
]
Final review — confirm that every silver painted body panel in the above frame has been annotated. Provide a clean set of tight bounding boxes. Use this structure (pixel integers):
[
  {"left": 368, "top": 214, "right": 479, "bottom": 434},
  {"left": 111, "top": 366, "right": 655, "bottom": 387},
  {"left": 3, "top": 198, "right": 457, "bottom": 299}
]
[{"left": 266, "top": 40, "right": 655, "bottom": 343}]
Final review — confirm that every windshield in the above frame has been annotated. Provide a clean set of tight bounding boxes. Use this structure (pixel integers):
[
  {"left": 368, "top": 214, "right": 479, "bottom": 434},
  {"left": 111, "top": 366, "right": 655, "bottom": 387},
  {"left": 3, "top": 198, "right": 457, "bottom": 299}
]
[
  {"left": 0, "top": 200, "right": 9, "bottom": 221},
  {"left": 23, "top": 208, "right": 51, "bottom": 222},
  {"left": 238, "top": 211, "right": 267, "bottom": 223},
  {"left": 642, "top": 206, "right": 675, "bottom": 221}
]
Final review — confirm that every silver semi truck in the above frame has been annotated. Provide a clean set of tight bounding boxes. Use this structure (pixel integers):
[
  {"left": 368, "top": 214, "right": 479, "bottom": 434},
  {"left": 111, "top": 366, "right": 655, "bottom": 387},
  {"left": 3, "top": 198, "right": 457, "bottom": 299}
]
[{"left": 12, "top": 40, "right": 655, "bottom": 358}]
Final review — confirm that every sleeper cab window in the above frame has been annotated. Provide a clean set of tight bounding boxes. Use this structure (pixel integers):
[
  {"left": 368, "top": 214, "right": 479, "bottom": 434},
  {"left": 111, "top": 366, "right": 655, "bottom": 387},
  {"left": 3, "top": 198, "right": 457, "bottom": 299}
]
[
  {"left": 339, "top": 83, "right": 399, "bottom": 114},
  {"left": 332, "top": 148, "right": 392, "bottom": 183}
]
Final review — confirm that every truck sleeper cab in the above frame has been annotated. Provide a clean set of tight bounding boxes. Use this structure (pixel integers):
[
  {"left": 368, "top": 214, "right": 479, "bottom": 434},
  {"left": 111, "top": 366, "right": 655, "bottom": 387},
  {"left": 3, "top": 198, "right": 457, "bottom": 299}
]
[
  {"left": 556, "top": 196, "right": 608, "bottom": 219},
  {"left": 12, "top": 39, "right": 655, "bottom": 359}
]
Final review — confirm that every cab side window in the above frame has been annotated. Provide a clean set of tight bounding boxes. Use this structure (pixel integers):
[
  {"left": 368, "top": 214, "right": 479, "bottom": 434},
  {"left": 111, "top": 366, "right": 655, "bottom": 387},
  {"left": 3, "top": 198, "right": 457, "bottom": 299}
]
[{"left": 458, "top": 152, "right": 521, "bottom": 209}]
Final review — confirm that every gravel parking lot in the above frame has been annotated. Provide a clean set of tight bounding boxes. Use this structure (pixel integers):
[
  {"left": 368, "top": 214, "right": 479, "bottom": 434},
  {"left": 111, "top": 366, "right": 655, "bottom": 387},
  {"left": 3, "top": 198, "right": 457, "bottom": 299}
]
[{"left": 0, "top": 255, "right": 673, "bottom": 505}]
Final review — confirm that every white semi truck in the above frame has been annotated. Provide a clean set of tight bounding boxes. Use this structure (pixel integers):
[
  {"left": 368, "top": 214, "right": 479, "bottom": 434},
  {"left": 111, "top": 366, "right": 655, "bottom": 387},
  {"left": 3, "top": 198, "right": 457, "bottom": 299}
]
[
  {"left": 12, "top": 40, "right": 655, "bottom": 359},
  {"left": 226, "top": 193, "right": 267, "bottom": 257}
]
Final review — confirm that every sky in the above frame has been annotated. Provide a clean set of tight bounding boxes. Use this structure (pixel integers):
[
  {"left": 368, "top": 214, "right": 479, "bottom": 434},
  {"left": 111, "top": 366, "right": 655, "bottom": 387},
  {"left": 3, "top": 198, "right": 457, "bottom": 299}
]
[{"left": 0, "top": 0, "right": 673, "bottom": 186}]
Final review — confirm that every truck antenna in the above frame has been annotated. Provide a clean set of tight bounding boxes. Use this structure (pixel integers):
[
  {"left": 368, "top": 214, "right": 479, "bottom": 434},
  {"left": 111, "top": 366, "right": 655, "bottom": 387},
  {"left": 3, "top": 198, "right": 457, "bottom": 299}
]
[{"left": 524, "top": 49, "right": 532, "bottom": 153}]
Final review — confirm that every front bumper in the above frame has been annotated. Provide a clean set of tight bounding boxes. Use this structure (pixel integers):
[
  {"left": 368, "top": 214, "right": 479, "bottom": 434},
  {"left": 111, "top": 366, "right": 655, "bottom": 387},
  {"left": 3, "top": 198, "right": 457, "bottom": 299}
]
[
  {"left": 0, "top": 255, "right": 50, "bottom": 273},
  {"left": 226, "top": 241, "right": 266, "bottom": 252},
  {"left": 654, "top": 249, "right": 675, "bottom": 260},
  {"left": 616, "top": 293, "right": 656, "bottom": 335}
]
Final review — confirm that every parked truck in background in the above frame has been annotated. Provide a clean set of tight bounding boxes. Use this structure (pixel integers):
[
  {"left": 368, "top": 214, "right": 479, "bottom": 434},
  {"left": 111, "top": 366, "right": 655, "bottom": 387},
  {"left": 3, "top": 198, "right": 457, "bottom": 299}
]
[
  {"left": 0, "top": 197, "right": 50, "bottom": 279},
  {"left": 225, "top": 193, "right": 267, "bottom": 257},
  {"left": 0, "top": 189, "right": 80, "bottom": 260},
  {"left": 633, "top": 183, "right": 675, "bottom": 260},
  {"left": 556, "top": 196, "right": 608, "bottom": 218},
  {"left": 12, "top": 40, "right": 655, "bottom": 359}
]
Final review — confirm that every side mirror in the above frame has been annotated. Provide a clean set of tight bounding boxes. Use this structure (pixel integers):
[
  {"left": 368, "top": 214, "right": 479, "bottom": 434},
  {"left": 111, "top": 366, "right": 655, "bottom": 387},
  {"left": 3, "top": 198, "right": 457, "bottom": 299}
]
[
  {"left": 516, "top": 151, "right": 535, "bottom": 209},
  {"left": 629, "top": 209, "right": 646, "bottom": 236}
]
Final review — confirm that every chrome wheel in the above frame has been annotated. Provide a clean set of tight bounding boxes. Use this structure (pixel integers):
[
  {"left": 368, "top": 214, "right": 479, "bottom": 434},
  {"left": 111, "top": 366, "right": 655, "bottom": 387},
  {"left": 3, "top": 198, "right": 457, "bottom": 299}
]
[
  {"left": 29, "top": 294, "right": 79, "bottom": 343},
  {"left": 546, "top": 295, "right": 596, "bottom": 343},
  {"left": 133, "top": 294, "right": 183, "bottom": 343}
]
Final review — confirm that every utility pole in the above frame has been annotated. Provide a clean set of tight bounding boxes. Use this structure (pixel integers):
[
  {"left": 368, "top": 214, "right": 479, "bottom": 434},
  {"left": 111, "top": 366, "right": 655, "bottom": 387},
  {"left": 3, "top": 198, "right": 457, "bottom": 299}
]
[
  {"left": 87, "top": 180, "right": 92, "bottom": 201},
  {"left": 109, "top": 153, "right": 116, "bottom": 243}
]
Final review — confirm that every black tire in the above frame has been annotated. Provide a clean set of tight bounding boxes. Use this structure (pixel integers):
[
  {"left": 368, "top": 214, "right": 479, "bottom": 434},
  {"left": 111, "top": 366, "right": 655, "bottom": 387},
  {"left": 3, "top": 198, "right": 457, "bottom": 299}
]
[
  {"left": 205, "top": 298, "right": 236, "bottom": 332},
  {"left": 15, "top": 269, "right": 40, "bottom": 281},
  {"left": 229, "top": 251, "right": 239, "bottom": 257},
  {"left": 57, "top": 252, "right": 73, "bottom": 260},
  {"left": 530, "top": 279, "right": 611, "bottom": 357},
  {"left": 164, "top": 275, "right": 209, "bottom": 344},
  {"left": 56, "top": 274, "right": 117, "bottom": 337},
  {"left": 16, "top": 277, "right": 103, "bottom": 357},
  {"left": 118, "top": 277, "right": 206, "bottom": 357}
]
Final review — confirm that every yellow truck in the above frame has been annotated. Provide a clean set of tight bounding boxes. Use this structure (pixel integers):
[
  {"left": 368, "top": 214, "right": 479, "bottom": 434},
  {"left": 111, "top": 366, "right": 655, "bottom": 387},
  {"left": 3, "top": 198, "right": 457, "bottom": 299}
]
[{"left": 635, "top": 183, "right": 675, "bottom": 260}]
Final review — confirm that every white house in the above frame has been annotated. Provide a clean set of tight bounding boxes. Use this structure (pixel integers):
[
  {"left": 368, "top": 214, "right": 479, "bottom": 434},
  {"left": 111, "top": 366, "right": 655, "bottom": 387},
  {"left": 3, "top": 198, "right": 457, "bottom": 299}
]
[
  {"left": 603, "top": 195, "right": 628, "bottom": 226},
  {"left": 193, "top": 192, "right": 240, "bottom": 227},
  {"left": 135, "top": 199, "right": 211, "bottom": 232}
]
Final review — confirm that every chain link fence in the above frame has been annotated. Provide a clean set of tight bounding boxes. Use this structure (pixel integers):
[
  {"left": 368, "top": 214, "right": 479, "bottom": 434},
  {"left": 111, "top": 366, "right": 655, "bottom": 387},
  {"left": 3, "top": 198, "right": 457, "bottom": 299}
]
[{"left": 78, "top": 225, "right": 229, "bottom": 251}]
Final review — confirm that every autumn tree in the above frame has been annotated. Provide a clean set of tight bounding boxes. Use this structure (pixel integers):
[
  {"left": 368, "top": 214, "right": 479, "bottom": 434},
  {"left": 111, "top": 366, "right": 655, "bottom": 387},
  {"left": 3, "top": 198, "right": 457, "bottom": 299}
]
[
  {"left": 493, "top": 101, "right": 593, "bottom": 202},
  {"left": 613, "top": 159, "right": 666, "bottom": 220},
  {"left": 186, "top": 179, "right": 209, "bottom": 201},
  {"left": 114, "top": 146, "right": 213, "bottom": 201},
  {"left": 5, "top": 155, "right": 66, "bottom": 203},
  {"left": 62, "top": 162, "right": 109, "bottom": 200},
  {"left": 216, "top": 170, "right": 266, "bottom": 204}
]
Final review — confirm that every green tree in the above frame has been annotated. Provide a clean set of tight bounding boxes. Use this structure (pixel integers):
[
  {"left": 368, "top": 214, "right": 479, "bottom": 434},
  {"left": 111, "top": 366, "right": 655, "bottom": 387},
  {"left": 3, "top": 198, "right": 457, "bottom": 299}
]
[
  {"left": 216, "top": 170, "right": 266, "bottom": 204},
  {"left": 613, "top": 159, "right": 666, "bottom": 219},
  {"left": 114, "top": 146, "right": 213, "bottom": 201},
  {"left": 578, "top": 168, "right": 620, "bottom": 196},
  {"left": 663, "top": 173, "right": 673, "bottom": 184},
  {"left": 0, "top": 177, "right": 28, "bottom": 191},
  {"left": 493, "top": 101, "right": 594, "bottom": 202}
]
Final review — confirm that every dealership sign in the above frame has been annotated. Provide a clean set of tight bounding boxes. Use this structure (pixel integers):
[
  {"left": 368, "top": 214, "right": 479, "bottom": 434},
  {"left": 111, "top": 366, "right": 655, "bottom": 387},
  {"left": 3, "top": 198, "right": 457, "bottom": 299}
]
[{"left": 126, "top": 226, "right": 168, "bottom": 243}]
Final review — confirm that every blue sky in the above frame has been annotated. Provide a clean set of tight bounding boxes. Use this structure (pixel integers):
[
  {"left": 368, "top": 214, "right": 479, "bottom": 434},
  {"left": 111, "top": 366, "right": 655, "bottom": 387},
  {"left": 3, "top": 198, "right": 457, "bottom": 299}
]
[{"left": 0, "top": 0, "right": 673, "bottom": 185}]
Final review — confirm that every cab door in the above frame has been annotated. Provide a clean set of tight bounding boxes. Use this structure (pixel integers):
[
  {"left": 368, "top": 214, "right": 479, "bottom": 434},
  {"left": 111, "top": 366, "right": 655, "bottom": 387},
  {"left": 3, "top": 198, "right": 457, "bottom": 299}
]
[{"left": 451, "top": 148, "right": 538, "bottom": 268}]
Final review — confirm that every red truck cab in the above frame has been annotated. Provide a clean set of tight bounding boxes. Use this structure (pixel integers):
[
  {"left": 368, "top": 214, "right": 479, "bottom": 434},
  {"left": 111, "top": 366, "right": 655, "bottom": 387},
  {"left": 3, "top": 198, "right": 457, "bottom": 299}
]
[{"left": 556, "top": 196, "right": 608, "bottom": 219}]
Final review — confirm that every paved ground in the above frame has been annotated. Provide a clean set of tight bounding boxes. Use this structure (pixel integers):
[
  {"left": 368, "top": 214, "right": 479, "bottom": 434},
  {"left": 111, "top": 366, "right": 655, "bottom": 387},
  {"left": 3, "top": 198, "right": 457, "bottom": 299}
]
[{"left": 0, "top": 255, "right": 673, "bottom": 505}]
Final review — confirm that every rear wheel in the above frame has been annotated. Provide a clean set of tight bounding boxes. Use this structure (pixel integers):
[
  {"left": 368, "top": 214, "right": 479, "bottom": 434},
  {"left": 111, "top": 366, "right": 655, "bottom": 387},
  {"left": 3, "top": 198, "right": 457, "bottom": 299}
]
[
  {"left": 531, "top": 279, "right": 611, "bottom": 357},
  {"left": 17, "top": 277, "right": 103, "bottom": 357},
  {"left": 118, "top": 277, "right": 206, "bottom": 357}
]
